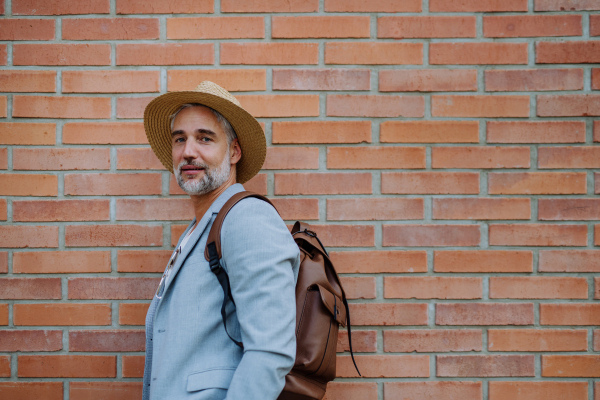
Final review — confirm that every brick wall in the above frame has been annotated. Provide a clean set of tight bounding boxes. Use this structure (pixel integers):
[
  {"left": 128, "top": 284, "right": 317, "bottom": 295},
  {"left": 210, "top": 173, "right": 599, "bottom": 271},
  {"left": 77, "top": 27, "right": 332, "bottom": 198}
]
[{"left": 0, "top": 0, "right": 599, "bottom": 399}]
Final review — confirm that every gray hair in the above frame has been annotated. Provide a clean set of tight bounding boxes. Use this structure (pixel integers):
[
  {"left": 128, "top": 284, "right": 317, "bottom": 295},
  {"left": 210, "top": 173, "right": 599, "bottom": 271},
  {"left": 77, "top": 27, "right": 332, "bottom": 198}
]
[{"left": 169, "top": 103, "right": 237, "bottom": 146}]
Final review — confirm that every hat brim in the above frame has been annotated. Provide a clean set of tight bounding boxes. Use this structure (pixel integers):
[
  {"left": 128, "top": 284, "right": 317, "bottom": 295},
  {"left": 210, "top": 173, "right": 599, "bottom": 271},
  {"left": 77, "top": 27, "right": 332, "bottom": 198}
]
[{"left": 143, "top": 91, "right": 266, "bottom": 184}]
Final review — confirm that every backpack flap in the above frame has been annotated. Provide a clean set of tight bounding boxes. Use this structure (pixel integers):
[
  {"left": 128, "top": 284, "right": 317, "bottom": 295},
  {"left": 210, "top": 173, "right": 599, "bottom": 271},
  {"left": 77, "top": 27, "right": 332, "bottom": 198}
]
[{"left": 315, "top": 284, "right": 346, "bottom": 327}]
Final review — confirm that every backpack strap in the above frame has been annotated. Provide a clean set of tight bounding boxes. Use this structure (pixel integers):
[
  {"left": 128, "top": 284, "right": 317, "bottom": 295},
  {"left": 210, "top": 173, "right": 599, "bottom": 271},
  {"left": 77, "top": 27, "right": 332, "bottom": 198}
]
[{"left": 204, "top": 191, "right": 278, "bottom": 349}]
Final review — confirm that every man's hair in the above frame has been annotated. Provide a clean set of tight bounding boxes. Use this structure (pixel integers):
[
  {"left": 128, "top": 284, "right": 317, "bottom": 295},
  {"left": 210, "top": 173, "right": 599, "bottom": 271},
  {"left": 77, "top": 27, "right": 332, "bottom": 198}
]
[{"left": 169, "top": 103, "right": 237, "bottom": 146}]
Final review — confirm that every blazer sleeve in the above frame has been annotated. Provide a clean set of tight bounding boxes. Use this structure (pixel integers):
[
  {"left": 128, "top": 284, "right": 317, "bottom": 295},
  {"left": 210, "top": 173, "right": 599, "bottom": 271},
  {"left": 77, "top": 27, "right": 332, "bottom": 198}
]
[{"left": 220, "top": 197, "right": 300, "bottom": 400}]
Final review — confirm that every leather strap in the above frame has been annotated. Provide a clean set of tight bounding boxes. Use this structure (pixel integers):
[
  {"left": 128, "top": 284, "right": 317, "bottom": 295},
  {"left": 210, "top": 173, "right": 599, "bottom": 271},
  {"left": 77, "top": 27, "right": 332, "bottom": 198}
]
[{"left": 204, "top": 191, "right": 278, "bottom": 262}]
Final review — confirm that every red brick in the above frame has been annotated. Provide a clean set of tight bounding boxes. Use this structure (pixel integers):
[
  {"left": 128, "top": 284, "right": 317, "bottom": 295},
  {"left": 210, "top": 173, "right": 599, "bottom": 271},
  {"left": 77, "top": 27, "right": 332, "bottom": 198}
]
[
  {"left": 379, "top": 16, "right": 476, "bottom": 38},
  {"left": 384, "top": 329, "right": 482, "bottom": 353},
  {"left": 431, "top": 43, "right": 528, "bottom": 65},
  {"left": 489, "top": 172, "right": 586, "bottom": 194},
  {"left": 592, "top": 15, "right": 600, "bottom": 36},
  {"left": 543, "top": 355, "right": 600, "bottom": 377},
  {"left": 592, "top": 68, "right": 600, "bottom": 89},
  {"left": 0, "top": 46, "right": 5, "bottom": 65},
  {"left": 491, "top": 277, "right": 588, "bottom": 299},
  {"left": 117, "top": 147, "right": 164, "bottom": 169},
  {"left": 327, "top": 198, "right": 423, "bottom": 221},
  {"left": 14, "top": 0, "right": 108, "bottom": 14},
  {"left": 68, "top": 277, "right": 159, "bottom": 299},
  {"left": 0, "top": 304, "right": 7, "bottom": 325},
  {"left": 539, "top": 95, "right": 600, "bottom": 116},
  {"left": 325, "top": 382, "right": 377, "bottom": 400},
  {"left": 13, "top": 95, "right": 110, "bottom": 119},
  {"left": 432, "top": 96, "right": 530, "bottom": 117},
  {"left": 66, "top": 225, "right": 162, "bottom": 247},
  {"left": 382, "top": 172, "right": 479, "bottom": 195},
  {"left": 540, "top": 250, "right": 600, "bottom": 272},
  {"left": 437, "top": 303, "right": 534, "bottom": 326},
  {"left": 69, "top": 330, "right": 144, "bottom": 352},
  {"left": 540, "top": 303, "right": 600, "bottom": 325},
  {"left": 536, "top": 0, "right": 600, "bottom": 10},
  {"left": 273, "top": 121, "right": 371, "bottom": 144},
  {"left": 0, "top": 382, "right": 63, "bottom": 399},
  {"left": 65, "top": 173, "right": 161, "bottom": 196},
  {"left": 117, "top": 0, "right": 213, "bottom": 13},
  {"left": 0, "top": 226, "right": 58, "bottom": 248},
  {"left": 19, "top": 355, "right": 115, "bottom": 378},
  {"left": 0, "top": 96, "right": 5, "bottom": 116},
  {"left": 298, "top": 224, "right": 374, "bottom": 247},
  {"left": 117, "top": 44, "right": 213, "bottom": 66},
  {"left": 488, "top": 121, "right": 585, "bottom": 143},
  {"left": 221, "top": 0, "right": 317, "bottom": 12},
  {"left": 489, "top": 382, "right": 588, "bottom": 400},
  {"left": 0, "top": 201, "right": 6, "bottom": 221},
  {"left": 277, "top": 16, "right": 369, "bottom": 39},
  {"left": 0, "top": 122, "right": 55, "bottom": 144},
  {"left": 339, "top": 277, "right": 376, "bottom": 300},
  {"left": 263, "top": 147, "right": 319, "bottom": 169},
  {"left": 117, "top": 250, "right": 171, "bottom": 273},
  {"left": 0, "top": 253, "right": 6, "bottom": 273},
  {"left": 0, "top": 18, "right": 54, "bottom": 40},
  {"left": 539, "top": 146, "right": 600, "bottom": 168},
  {"left": 537, "top": 41, "right": 600, "bottom": 63},
  {"left": 337, "top": 355, "right": 428, "bottom": 378},
  {"left": 327, "top": 95, "right": 424, "bottom": 117},
  {"left": 430, "top": 0, "right": 528, "bottom": 11},
  {"left": 490, "top": 224, "right": 587, "bottom": 246},
  {"left": 275, "top": 173, "right": 371, "bottom": 195},
  {"left": 14, "top": 251, "right": 110, "bottom": 274},
  {"left": 221, "top": 43, "right": 318, "bottom": 65},
  {"left": 116, "top": 199, "right": 193, "bottom": 221},
  {"left": 434, "top": 250, "right": 533, "bottom": 273},
  {"left": 13, "top": 200, "right": 109, "bottom": 222},
  {"left": 381, "top": 121, "right": 479, "bottom": 143},
  {"left": 385, "top": 277, "right": 482, "bottom": 299},
  {"left": 330, "top": 251, "right": 427, "bottom": 273},
  {"left": 168, "top": 69, "right": 266, "bottom": 92},
  {"left": 488, "top": 329, "right": 587, "bottom": 352},
  {"left": 432, "top": 146, "right": 530, "bottom": 168},
  {"left": 596, "top": 331, "right": 600, "bottom": 351},
  {"left": 433, "top": 198, "right": 530, "bottom": 220},
  {"left": 119, "top": 303, "right": 150, "bottom": 325},
  {"left": 70, "top": 382, "right": 142, "bottom": 400},
  {"left": 13, "top": 148, "right": 109, "bottom": 171},
  {"left": 350, "top": 303, "right": 428, "bottom": 326},
  {"left": 596, "top": 277, "right": 600, "bottom": 299},
  {"left": 14, "top": 303, "right": 111, "bottom": 326},
  {"left": 486, "top": 69, "right": 583, "bottom": 91},
  {"left": 325, "top": 42, "right": 423, "bottom": 65},
  {"left": 0, "top": 356, "right": 8, "bottom": 377},
  {"left": 13, "top": 44, "right": 110, "bottom": 66},
  {"left": 0, "top": 174, "right": 57, "bottom": 196},
  {"left": 597, "top": 171, "right": 600, "bottom": 190},
  {"left": 63, "top": 18, "right": 159, "bottom": 40},
  {"left": 167, "top": 17, "right": 263, "bottom": 40},
  {"left": 596, "top": 225, "right": 600, "bottom": 246},
  {"left": 337, "top": 330, "right": 377, "bottom": 353},
  {"left": 325, "top": 0, "right": 421, "bottom": 12},
  {"left": 380, "top": 69, "right": 477, "bottom": 92},
  {"left": 63, "top": 71, "right": 159, "bottom": 93},
  {"left": 273, "top": 68, "right": 369, "bottom": 91},
  {"left": 237, "top": 95, "right": 319, "bottom": 117},
  {"left": 539, "top": 199, "right": 600, "bottom": 220},
  {"left": 484, "top": 15, "right": 582, "bottom": 37},
  {"left": 269, "top": 198, "right": 319, "bottom": 221},
  {"left": 384, "top": 224, "right": 480, "bottom": 247},
  {"left": 63, "top": 122, "right": 147, "bottom": 145},
  {"left": 0, "top": 330, "right": 62, "bottom": 352},
  {"left": 122, "top": 355, "right": 144, "bottom": 378},
  {"left": 328, "top": 146, "right": 425, "bottom": 169},
  {"left": 385, "top": 382, "right": 482, "bottom": 400},
  {"left": 116, "top": 97, "right": 156, "bottom": 119},
  {"left": 438, "top": 355, "right": 534, "bottom": 377}
]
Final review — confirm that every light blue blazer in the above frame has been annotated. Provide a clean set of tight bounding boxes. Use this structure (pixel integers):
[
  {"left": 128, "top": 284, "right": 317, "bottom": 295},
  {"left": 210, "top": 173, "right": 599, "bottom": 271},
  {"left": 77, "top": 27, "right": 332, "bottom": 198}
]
[{"left": 143, "top": 183, "right": 301, "bottom": 400}]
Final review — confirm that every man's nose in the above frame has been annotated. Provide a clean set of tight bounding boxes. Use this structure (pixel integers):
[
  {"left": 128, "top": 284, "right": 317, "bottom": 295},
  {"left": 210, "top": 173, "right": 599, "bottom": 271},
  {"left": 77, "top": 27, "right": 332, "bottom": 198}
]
[{"left": 181, "top": 137, "right": 199, "bottom": 160}]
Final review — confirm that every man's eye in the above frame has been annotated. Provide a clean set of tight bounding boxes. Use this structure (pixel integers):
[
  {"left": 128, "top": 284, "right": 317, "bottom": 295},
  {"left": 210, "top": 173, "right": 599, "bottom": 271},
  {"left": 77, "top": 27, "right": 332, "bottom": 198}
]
[
  {"left": 174, "top": 137, "right": 184, "bottom": 143},
  {"left": 200, "top": 137, "right": 211, "bottom": 142}
]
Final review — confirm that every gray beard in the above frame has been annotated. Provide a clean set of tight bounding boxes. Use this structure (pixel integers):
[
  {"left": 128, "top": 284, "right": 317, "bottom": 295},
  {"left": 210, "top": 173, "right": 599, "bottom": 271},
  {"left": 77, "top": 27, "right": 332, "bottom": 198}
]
[{"left": 174, "top": 155, "right": 231, "bottom": 196}]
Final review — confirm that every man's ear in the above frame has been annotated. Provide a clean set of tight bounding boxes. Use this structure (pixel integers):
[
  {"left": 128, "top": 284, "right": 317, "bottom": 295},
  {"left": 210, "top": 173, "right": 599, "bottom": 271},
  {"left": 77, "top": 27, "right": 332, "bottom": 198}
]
[{"left": 230, "top": 138, "right": 242, "bottom": 165}]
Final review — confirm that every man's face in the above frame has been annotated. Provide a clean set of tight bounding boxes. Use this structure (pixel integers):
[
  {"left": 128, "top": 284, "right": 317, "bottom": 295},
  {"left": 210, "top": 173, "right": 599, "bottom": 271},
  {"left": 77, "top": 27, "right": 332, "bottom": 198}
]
[{"left": 171, "top": 106, "right": 236, "bottom": 196}]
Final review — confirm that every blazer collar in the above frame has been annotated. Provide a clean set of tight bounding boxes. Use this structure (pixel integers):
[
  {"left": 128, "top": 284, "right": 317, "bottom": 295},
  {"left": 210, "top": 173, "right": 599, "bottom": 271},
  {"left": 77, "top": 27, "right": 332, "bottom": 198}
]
[{"left": 159, "top": 183, "right": 247, "bottom": 300}]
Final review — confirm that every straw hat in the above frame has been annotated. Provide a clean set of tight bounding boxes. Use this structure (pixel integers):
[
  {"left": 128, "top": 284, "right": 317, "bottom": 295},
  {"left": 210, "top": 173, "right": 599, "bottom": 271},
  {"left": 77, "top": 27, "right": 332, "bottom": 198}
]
[{"left": 143, "top": 81, "right": 266, "bottom": 184}]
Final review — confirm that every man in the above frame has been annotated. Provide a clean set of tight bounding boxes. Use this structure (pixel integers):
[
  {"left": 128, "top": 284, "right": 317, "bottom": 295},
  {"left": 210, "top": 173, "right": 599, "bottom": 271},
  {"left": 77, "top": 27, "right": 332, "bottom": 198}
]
[{"left": 142, "top": 81, "right": 301, "bottom": 400}]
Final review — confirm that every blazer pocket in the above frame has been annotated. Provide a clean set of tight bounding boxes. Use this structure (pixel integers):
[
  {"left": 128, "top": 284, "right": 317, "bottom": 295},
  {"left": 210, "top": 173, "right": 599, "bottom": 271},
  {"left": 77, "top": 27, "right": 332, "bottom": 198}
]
[{"left": 186, "top": 368, "right": 236, "bottom": 392}]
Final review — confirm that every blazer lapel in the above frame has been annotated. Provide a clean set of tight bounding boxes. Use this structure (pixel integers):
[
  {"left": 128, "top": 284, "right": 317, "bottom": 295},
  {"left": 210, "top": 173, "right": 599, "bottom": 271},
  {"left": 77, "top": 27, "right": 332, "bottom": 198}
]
[{"left": 156, "top": 183, "right": 247, "bottom": 306}]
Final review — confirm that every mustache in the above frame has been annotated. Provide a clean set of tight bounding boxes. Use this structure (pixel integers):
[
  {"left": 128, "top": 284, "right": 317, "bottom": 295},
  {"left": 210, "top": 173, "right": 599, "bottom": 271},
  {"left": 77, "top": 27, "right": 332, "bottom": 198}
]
[{"left": 176, "top": 160, "right": 209, "bottom": 173}]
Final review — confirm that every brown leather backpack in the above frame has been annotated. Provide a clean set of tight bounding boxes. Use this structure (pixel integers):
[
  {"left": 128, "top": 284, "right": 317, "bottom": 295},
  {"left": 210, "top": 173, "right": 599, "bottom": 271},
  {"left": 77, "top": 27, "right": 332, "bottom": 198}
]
[{"left": 204, "top": 191, "right": 360, "bottom": 400}]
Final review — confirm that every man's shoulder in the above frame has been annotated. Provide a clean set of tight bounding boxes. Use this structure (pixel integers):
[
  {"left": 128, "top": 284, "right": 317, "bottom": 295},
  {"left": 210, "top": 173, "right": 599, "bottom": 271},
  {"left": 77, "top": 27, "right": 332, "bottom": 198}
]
[{"left": 223, "top": 196, "right": 281, "bottom": 223}]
